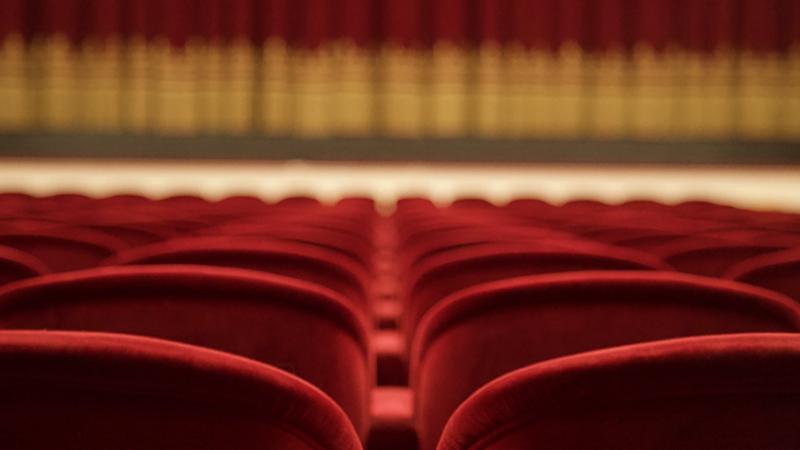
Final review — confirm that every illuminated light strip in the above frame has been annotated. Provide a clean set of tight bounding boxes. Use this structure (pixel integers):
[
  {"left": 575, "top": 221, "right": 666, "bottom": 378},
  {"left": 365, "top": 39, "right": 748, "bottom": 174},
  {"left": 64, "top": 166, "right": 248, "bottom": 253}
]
[{"left": 0, "top": 159, "right": 798, "bottom": 212}]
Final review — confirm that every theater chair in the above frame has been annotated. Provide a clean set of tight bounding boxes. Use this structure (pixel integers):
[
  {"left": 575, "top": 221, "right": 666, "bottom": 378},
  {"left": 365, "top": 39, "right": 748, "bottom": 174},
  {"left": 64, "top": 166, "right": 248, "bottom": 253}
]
[
  {"left": 0, "top": 245, "right": 49, "bottom": 286},
  {"left": 106, "top": 237, "right": 371, "bottom": 313},
  {"left": 372, "top": 243, "right": 667, "bottom": 386},
  {"left": 410, "top": 272, "right": 800, "bottom": 450},
  {"left": 0, "top": 266, "right": 372, "bottom": 438},
  {"left": 403, "top": 243, "right": 667, "bottom": 343},
  {"left": 0, "top": 229, "right": 127, "bottom": 272},
  {"left": 0, "top": 330, "right": 362, "bottom": 450},
  {"left": 727, "top": 248, "right": 800, "bottom": 303},
  {"left": 437, "top": 334, "right": 800, "bottom": 450},
  {"left": 658, "top": 241, "right": 788, "bottom": 278},
  {"left": 399, "top": 226, "right": 576, "bottom": 273},
  {"left": 611, "top": 232, "right": 692, "bottom": 253},
  {"left": 79, "top": 222, "right": 176, "bottom": 247},
  {"left": 201, "top": 223, "right": 373, "bottom": 269}
]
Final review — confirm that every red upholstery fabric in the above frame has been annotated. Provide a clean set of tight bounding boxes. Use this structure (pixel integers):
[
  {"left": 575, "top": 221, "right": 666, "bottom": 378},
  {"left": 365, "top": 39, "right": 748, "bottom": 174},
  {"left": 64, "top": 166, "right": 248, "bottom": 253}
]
[
  {"left": 727, "top": 249, "right": 800, "bottom": 303},
  {"left": 0, "top": 330, "right": 362, "bottom": 450},
  {"left": 400, "top": 227, "right": 575, "bottom": 272},
  {"left": 0, "top": 229, "right": 126, "bottom": 272},
  {"left": 82, "top": 223, "right": 173, "bottom": 247},
  {"left": 0, "top": 245, "right": 49, "bottom": 286},
  {"left": 437, "top": 333, "right": 800, "bottom": 450},
  {"left": 660, "top": 242, "right": 788, "bottom": 277},
  {"left": 611, "top": 232, "right": 688, "bottom": 252},
  {"left": 202, "top": 223, "right": 373, "bottom": 268},
  {"left": 411, "top": 272, "right": 800, "bottom": 450},
  {"left": 0, "top": 331, "right": 360, "bottom": 450},
  {"left": 107, "top": 237, "right": 371, "bottom": 311},
  {"left": 404, "top": 243, "right": 667, "bottom": 342},
  {"left": 0, "top": 265, "right": 372, "bottom": 436}
]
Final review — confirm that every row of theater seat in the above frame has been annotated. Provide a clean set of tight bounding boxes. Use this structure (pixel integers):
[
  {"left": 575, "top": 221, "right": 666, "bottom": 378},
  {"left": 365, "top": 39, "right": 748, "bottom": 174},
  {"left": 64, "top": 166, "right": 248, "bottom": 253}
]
[{"left": 1, "top": 193, "right": 800, "bottom": 449}]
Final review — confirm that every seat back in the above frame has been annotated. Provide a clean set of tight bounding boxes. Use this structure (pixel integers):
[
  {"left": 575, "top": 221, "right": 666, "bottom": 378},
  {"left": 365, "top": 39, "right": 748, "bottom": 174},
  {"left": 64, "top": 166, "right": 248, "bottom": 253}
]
[
  {"left": 661, "top": 243, "right": 787, "bottom": 277},
  {"left": 405, "top": 244, "right": 666, "bottom": 340},
  {"left": 203, "top": 224, "right": 372, "bottom": 269},
  {"left": 0, "top": 230, "right": 126, "bottom": 272},
  {"left": 727, "top": 249, "right": 800, "bottom": 303},
  {"left": 107, "top": 238, "right": 370, "bottom": 311},
  {"left": 411, "top": 272, "right": 800, "bottom": 450},
  {"left": 0, "top": 330, "right": 362, "bottom": 450},
  {"left": 0, "top": 245, "right": 49, "bottom": 286},
  {"left": 0, "top": 266, "right": 372, "bottom": 436},
  {"left": 437, "top": 334, "right": 800, "bottom": 450}
]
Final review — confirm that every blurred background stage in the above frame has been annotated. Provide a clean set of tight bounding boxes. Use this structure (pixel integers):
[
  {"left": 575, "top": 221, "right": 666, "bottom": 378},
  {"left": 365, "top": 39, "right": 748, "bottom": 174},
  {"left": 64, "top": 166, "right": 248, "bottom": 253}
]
[{"left": 0, "top": 0, "right": 798, "bottom": 208}]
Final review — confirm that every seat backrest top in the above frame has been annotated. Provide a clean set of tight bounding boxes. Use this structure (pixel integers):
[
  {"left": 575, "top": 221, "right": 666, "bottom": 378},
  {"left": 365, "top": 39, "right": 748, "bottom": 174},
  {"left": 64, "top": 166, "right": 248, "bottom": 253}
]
[
  {"left": 107, "top": 237, "right": 370, "bottom": 308},
  {"left": 0, "top": 264, "right": 370, "bottom": 356},
  {"left": 0, "top": 330, "right": 362, "bottom": 450},
  {"left": 437, "top": 333, "right": 800, "bottom": 450}
]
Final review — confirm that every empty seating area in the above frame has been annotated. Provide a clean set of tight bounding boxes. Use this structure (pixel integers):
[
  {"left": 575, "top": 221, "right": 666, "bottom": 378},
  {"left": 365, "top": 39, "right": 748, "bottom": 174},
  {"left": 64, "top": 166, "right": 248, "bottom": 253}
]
[{"left": 2, "top": 192, "right": 800, "bottom": 449}]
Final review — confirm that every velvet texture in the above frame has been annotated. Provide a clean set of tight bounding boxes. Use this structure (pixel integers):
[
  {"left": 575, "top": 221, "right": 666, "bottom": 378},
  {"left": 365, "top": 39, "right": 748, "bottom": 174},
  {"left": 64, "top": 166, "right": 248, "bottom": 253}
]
[
  {"left": 0, "top": 244, "right": 49, "bottom": 286},
  {"left": 411, "top": 271, "right": 800, "bottom": 450},
  {"left": 660, "top": 242, "right": 789, "bottom": 277},
  {"left": 106, "top": 237, "right": 371, "bottom": 312},
  {"left": 727, "top": 249, "right": 800, "bottom": 304},
  {"left": 404, "top": 243, "right": 667, "bottom": 343},
  {"left": 0, "top": 330, "right": 362, "bottom": 450},
  {"left": 0, "top": 229, "right": 126, "bottom": 272},
  {"left": 200, "top": 223, "right": 373, "bottom": 268},
  {"left": 437, "top": 333, "right": 800, "bottom": 450},
  {"left": 0, "top": 265, "right": 372, "bottom": 437}
]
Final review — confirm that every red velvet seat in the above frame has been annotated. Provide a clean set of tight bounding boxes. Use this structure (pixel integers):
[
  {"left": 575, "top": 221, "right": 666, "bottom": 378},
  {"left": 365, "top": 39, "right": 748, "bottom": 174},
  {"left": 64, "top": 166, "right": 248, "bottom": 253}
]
[
  {"left": 0, "top": 266, "right": 372, "bottom": 437},
  {"left": 437, "top": 333, "right": 800, "bottom": 450},
  {"left": 81, "top": 223, "right": 173, "bottom": 247},
  {"left": 411, "top": 272, "right": 800, "bottom": 450},
  {"left": 0, "top": 330, "right": 362, "bottom": 450},
  {"left": 400, "top": 227, "right": 576, "bottom": 272},
  {"left": 659, "top": 242, "right": 787, "bottom": 278},
  {"left": 611, "top": 232, "right": 689, "bottom": 253},
  {"left": 203, "top": 223, "right": 373, "bottom": 269},
  {"left": 0, "top": 229, "right": 127, "bottom": 272},
  {"left": 582, "top": 227, "right": 684, "bottom": 245},
  {"left": 107, "top": 238, "right": 371, "bottom": 311},
  {"left": 0, "top": 245, "right": 49, "bottom": 285},
  {"left": 448, "top": 198, "right": 496, "bottom": 210},
  {"left": 404, "top": 244, "right": 667, "bottom": 342},
  {"left": 222, "top": 213, "right": 373, "bottom": 246},
  {"left": 727, "top": 249, "right": 800, "bottom": 303},
  {"left": 276, "top": 196, "right": 323, "bottom": 208}
]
